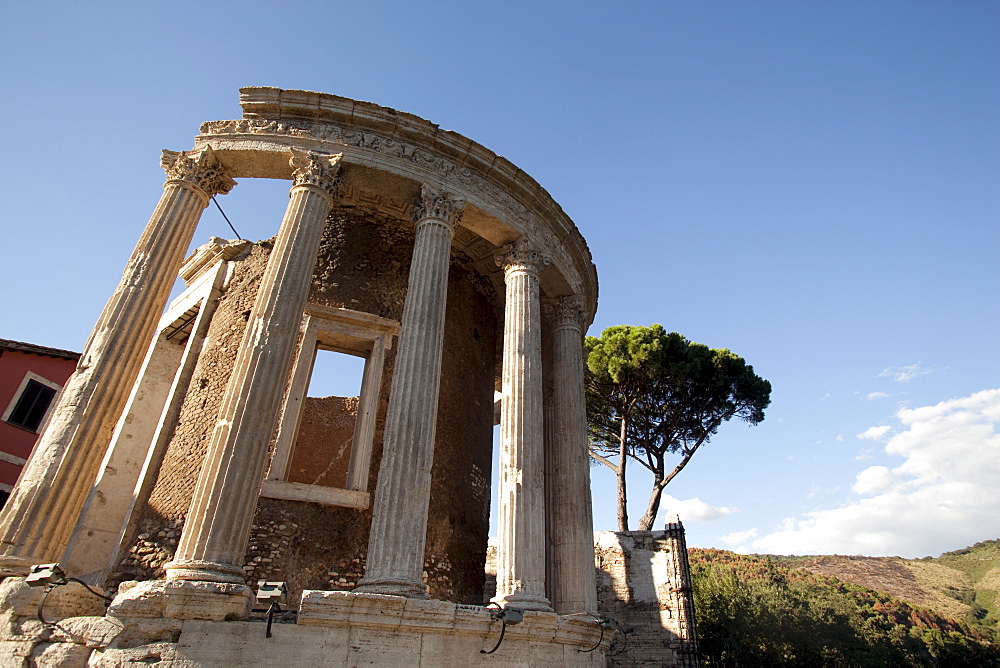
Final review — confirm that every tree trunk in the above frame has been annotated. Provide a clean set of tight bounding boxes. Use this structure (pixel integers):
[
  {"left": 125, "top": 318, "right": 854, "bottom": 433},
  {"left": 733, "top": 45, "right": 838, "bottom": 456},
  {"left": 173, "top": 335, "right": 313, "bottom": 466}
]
[
  {"left": 616, "top": 415, "right": 629, "bottom": 532},
  {"left": 637, "top": 473, "right": 665, "bottom": 531},
  {"left": 636, "top": 445, "right": 702, "bottom": 531}
]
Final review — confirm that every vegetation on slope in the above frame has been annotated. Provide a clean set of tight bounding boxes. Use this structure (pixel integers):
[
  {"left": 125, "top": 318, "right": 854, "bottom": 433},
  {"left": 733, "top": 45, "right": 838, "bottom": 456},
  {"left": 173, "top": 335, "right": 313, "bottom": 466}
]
[
  {"left": 930, "top": 539, "right": 1000, "bottom": 634},
  {"left": 690, "top": 548, "right": 999, "bottom": 666},
  {"left": 772, "top": 539, "right": 1000, "bottom": 640}
]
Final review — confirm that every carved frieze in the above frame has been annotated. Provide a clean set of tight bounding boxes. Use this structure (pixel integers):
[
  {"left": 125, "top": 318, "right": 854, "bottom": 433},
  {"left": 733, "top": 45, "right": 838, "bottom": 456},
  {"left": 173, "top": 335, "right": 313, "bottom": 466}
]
[
  {"left": 290, "top": 149, "right": 343, "bottom": 198},
  {"left": 496, "top": 239, "right": 551, "bottom": 277},
  {"left": 198, "top": 117, "right": 588, "bottom": 297},
  {"left": 160, "top": 146, "right": 236, "bottom": 197},
  {"left": 415, "top": 184, "right": 465, "bottom": 227},
  {"left": 200, "top": 119, "right": 529, "bottom": 225}
]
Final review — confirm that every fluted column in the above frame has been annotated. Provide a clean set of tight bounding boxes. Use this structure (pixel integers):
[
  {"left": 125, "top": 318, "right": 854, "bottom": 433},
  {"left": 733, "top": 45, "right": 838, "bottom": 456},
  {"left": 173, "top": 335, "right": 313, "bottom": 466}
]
[
  {"left": 0, "top": 147, "right": 234, "bottom": 577},
  {"left": 355, "top": 185, "right": 463, "bottom": 598},
  {"left": 547, "top": 296, "right": 598, "bottom": 613},
  {"left": 164, "top": 150, "right": 341, "bottom": 584},
  {"left": 493, "top": 239, "right": 552, "bottom": 612}
]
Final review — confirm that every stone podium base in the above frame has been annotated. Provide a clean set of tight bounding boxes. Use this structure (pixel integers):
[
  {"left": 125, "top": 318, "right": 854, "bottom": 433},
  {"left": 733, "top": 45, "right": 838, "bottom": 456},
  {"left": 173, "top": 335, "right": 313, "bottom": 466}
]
[{"left": 0, "top": 586, "right": 608, "bottom": 666}]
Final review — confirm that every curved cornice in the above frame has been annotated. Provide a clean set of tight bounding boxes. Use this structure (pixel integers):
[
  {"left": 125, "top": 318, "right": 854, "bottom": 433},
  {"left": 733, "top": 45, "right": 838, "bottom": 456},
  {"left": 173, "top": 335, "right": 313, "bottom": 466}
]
[{"left": 194, "top": 87, "right": 598, "bottom": 327}]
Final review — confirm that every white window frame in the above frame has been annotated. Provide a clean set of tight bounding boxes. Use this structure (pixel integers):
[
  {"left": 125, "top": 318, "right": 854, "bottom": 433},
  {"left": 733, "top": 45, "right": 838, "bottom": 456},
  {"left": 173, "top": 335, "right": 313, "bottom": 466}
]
[
  {"left": 2, "top": 372, "right": 64, "bottom": 433},
  {"left": 262, "top": 303, "right": 398, "bottom": 510}
]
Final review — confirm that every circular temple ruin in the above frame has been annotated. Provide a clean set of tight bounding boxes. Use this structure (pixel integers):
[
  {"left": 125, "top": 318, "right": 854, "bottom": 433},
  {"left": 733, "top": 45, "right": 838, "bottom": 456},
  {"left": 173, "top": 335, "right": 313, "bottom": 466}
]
[{"left": 0, "top": 88, "right": 609, "bottom": 664}]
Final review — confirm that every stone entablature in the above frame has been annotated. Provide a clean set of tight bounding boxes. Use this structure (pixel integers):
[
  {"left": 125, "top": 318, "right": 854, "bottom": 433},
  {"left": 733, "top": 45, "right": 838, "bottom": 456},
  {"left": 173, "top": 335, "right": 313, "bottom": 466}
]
[{"left": 197, "top": 87, "right": 597, "bottom": 315}]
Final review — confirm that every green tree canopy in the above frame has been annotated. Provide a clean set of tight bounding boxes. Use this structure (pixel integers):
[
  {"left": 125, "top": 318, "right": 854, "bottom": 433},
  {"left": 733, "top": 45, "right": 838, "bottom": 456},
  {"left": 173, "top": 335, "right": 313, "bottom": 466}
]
[{"left": 586, "top": 325, "right": 771, "bottom": 531}]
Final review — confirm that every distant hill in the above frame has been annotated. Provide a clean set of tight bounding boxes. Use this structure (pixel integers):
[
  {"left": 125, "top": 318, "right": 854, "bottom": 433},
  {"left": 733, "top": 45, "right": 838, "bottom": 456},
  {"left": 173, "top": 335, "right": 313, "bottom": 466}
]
[
  {"left": 690, "top": 542, "right": 1000, "bottom": 666},
  {"left": 777, "top": 539, "right": 1000, "bottom": 638}
]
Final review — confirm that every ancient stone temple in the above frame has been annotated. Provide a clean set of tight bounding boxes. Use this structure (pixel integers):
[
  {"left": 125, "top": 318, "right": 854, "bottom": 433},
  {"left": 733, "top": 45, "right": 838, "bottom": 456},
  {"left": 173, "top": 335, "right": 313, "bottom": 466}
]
[{"left": 0, "top": 88, "right": 606, "bottom": 664}]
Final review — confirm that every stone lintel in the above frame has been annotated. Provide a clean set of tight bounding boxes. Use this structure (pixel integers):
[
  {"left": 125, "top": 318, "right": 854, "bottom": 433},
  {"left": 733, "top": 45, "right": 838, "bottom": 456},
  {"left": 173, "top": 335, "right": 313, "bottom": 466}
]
[
  {"left": 259, "top": 480, "right": 369, "bottom": 509},
  {"left": 178, "top": 237, "right": 253, "bottom": 286},
  {"left": 303, "top": 303, "right": 401, "bottom": 340},
  {"left": 194, "top": 88, "right": 600, "bottom": 319}
]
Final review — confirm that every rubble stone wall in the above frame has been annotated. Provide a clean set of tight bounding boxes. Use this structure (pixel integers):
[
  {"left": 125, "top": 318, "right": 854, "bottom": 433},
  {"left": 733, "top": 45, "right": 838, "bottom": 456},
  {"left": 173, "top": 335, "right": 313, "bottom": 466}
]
[{"left": 288, "top": 396, "right": 358, "bottom": 488}]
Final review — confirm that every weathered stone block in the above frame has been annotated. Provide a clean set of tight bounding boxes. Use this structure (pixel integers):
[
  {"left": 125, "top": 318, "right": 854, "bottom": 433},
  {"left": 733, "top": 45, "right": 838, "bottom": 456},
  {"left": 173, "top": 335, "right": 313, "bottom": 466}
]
[
  {"left": 31, "top": 641, "right": 92, "bottom": 666},
  {"left": 0, "top": 640, "right": 35, "bottom": 668},
  {"left": 90, "top": 642, "right": 193, "bottom": 667},
  {"left": 106, "top": 580, "right": 166, "bottom": 619},
  {"left": 348, "top": 592, "right": 406, "bottom": 630},
  {"left": 162, "top": 581, "right": 251, "bottom": 621},
  {"left": 46, "top": 615, "right": 124, "bottom": 649},
  {"left": 399, "top": 596, "right": 455, "bottom": 631},
  {"left": 0, "top": 579, "right": 109, "bottom": 648}
]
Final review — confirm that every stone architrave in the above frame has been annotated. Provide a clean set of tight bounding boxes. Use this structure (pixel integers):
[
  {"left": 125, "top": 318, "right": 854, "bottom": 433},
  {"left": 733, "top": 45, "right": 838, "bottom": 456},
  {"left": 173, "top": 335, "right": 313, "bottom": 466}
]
[
  {"left": 355, "top": 185, "right": 464, "bottom": 598},
  {"left": 0, "top": 147, "right": 235, "bottom": 577},
  {"left": 546, "top": 296, "right": 598, "bottom": 614},
  {"left": 492, "top": 239, "right": 553, "bottom": 612},
  {"left": 164, "top": 150, "right": 342, "bottom": 586}
]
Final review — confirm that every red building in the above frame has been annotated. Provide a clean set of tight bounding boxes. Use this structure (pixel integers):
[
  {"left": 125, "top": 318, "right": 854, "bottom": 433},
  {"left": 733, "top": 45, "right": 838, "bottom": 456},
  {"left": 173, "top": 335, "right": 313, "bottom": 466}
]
[{"left": 0, "top": 339, "right": 80, "bottom": 507}]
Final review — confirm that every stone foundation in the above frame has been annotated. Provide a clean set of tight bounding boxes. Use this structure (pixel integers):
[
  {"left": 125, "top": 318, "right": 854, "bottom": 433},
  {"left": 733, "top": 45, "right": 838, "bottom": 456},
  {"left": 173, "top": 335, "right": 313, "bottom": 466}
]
[{"left": 0, "top": 584, "right": 608, "bottom": 666}]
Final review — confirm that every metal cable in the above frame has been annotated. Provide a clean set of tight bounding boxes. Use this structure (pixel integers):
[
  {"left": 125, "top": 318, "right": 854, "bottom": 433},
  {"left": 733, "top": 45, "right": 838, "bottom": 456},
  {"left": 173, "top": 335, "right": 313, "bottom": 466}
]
[{"left": 211, "top": 196, "right": 244, "bottom": 240}]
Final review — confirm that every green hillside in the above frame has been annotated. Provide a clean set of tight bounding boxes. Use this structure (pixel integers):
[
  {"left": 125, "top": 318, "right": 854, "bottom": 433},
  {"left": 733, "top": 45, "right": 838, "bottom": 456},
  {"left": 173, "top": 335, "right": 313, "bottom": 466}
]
[
  {"left": 929, "top": 539, "right": 1000, "bottom": 634},
  {"left": 690, "top": 546, "right": 999, "bottom": 666},
  {"left": 772, "top": 540, "right": 1000, "bottom": 639}
]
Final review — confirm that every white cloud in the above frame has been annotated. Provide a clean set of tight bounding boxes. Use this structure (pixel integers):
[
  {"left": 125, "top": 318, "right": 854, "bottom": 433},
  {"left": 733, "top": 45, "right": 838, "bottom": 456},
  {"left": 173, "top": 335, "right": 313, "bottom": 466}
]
[
  {"left": 857, "top": 425, "right": 891, "bottom": 441},
  {"left": 867, "top": 391, "right": 890, "bottom": 400},
  {"left": 661, "top": 495, "right": 736, "bottom": 522},
  {"left": 721, "top": 528, "right": 758, "bottom": 544},
  {"left": 835, "top": 434, "right": 844, "bottom": 442},
  {"left": 852, "top": 466, "right": 896, "bottom": 495},
  {"left": 750, "top": 389, "right": 1000, "bottom": 557},
  {"left": 878, "top": 363, "right": 936, "bottom": 383}
]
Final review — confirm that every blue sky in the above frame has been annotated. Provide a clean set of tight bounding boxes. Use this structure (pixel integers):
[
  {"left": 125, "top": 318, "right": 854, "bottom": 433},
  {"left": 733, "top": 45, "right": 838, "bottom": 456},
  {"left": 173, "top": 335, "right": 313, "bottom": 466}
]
[{"left": 1, "top": 1, "right": 997, "bottom": 558}]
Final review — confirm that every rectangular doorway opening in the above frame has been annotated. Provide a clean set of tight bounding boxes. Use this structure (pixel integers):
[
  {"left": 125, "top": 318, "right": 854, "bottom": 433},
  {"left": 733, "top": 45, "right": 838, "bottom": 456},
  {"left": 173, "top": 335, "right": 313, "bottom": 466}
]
[
  {"left": 262, "top": 305, "right": 399, "bottom": 508},
  {"left": 288, "top": 348, "right": 367, "bottom": 489}
]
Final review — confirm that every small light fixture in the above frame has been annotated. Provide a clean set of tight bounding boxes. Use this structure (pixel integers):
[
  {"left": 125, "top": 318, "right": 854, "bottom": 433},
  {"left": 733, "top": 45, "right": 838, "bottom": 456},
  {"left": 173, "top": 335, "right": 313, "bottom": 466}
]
[
  {"left": 25, "top": 563, "right": 112, "bottom": 626},
  {"left": 256, "top": 581, "right": 286, "bottom": 604},
  {"left": 25, "top": 563, "right": 67, "bottom": 587},
  {"left": 578, "top": 614, "right": 617, "bottom": 653},
  {"left": 499, "top": 606, "right": 524, "bottom": 626},
  {"left": 481, "top": 603, "right": 525, "bottom": 654},
  {"left": 256, "top": 581, "right": 287, "bottom": 638}
]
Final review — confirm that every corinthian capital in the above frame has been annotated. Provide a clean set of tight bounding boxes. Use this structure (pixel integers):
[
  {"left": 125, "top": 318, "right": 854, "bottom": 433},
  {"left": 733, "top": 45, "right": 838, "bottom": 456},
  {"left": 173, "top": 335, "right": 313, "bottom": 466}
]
[
  {"left": 496, "top": 239, "right": 551, "bottom": 277},
  {"left": 415, "top": 184, "right": 465, "bottom": 227},
  {"left": 161, "top": 146, "right": 236, "bottom": 197},
  {"left": 290, "top": 149, "right": 343, "bottom": 198},
  {"left": 544, "top": 295, "right": 586, "bottom": 331}
]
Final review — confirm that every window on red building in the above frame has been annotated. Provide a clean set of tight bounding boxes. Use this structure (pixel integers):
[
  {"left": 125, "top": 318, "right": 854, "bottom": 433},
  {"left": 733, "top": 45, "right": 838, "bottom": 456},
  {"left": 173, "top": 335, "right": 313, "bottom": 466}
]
[{"left": 3, "top": 374, "right": 60, "bottom": 432}]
